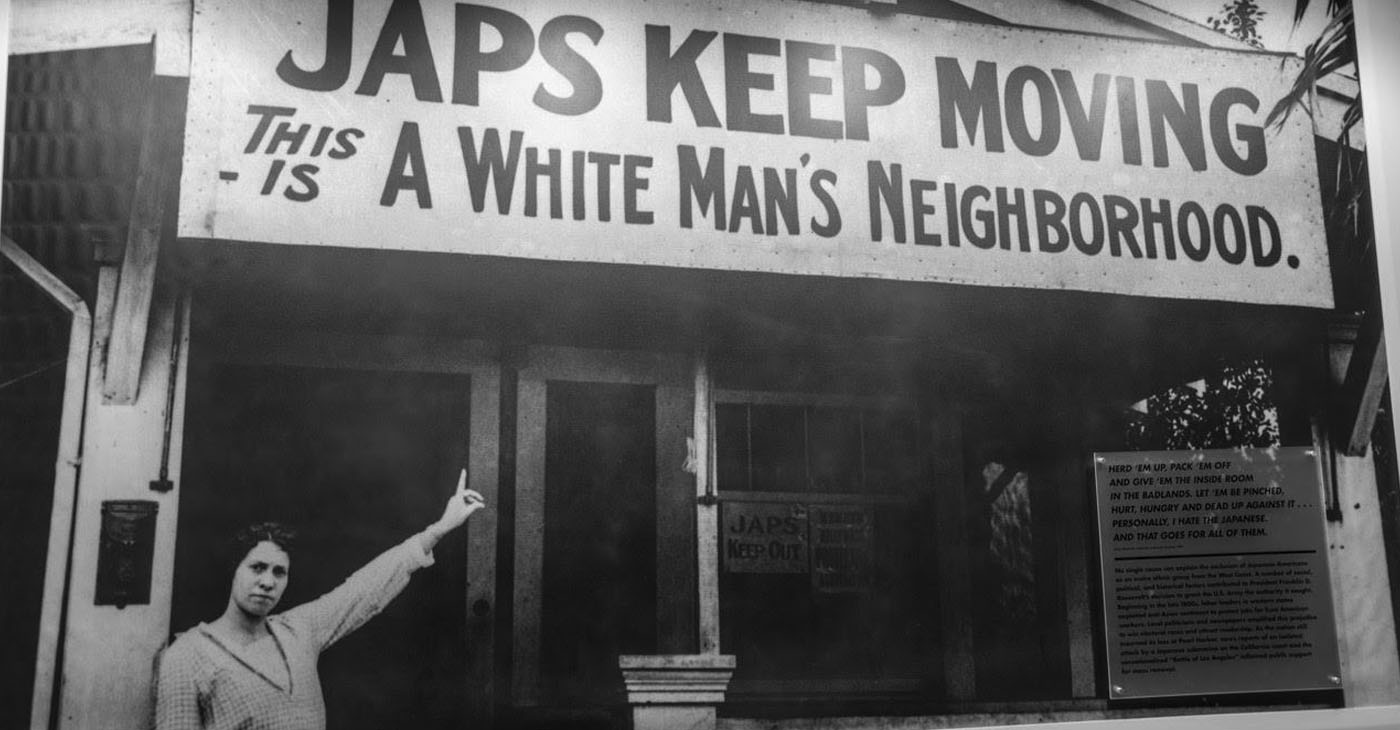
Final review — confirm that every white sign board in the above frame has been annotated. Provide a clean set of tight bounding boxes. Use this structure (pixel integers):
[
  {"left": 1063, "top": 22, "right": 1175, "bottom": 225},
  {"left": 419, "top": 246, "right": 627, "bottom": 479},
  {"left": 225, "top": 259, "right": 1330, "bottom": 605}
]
[{"left": 180, "top": 0, "right": 1332, "bottom": 307}]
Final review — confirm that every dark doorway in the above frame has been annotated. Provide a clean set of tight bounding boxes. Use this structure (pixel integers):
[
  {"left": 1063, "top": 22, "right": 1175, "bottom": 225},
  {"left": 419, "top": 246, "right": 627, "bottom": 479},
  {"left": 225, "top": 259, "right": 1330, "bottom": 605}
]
[
  {"left": 0, "top": 335, "right": 65, "bottom": 730},
  {"left": 173, "top": 363, "right": 473, "bottom": 730},
  {"left": 540, "top": 381, "right": 657, "bottom": 710}
]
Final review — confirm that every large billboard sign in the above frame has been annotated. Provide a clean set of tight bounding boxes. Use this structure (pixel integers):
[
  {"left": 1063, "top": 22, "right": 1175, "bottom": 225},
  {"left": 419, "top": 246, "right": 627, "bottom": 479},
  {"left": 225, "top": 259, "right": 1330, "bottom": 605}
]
[{"left": 179, "top": 0, "right": 1332, "bottom": 307}]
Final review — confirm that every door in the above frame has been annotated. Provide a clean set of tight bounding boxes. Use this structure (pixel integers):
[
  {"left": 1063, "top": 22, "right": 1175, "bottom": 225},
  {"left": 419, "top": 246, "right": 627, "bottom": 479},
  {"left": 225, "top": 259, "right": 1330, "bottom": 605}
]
[
  {"left": 541, "top": 381, "right": 657, "bottom": 706},
  {"left": 175, "top": 331, "right": 500, "bottom": 728},
  {"left": 509, "top": 346, "right": 693, "bottom": 724}
]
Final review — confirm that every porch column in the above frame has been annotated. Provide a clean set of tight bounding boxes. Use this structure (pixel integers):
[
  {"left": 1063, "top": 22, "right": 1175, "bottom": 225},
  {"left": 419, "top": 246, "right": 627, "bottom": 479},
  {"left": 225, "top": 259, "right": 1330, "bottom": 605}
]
[
  {"left": 694, "top": 351, "right": 722, "bottom": 655},
  {"left": 618, "top": 352, "right": 736, "bottom": 730},
  {"left": 620, "top": 654, "right": 737, "bottom": 730},
  {"left": 57, "top": 281, "right": 190, "bottom": 729}
]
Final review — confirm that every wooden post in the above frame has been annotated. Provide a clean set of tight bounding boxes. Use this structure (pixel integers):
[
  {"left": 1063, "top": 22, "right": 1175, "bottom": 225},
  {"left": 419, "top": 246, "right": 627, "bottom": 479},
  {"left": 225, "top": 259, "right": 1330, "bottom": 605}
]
[
  {"left": 465, "top": 371, "right": 501, "bottom": 723},
  {"left": 104, "top": 75, "right": 184, "bottom": 404},
  {"left": 931, "top": 408, "right": 975, "bottom": 701},
  {"left": 694, "top": 353, "right": 721, "bottom": 654},
  {"left": 511, "top": 372, "right": 547, "bottom": 706},
  {"left": 657, "top": 384, "right": 699, "bottom": 653},
  {"left": 59, "top": 282, "right": 190, "bottom": 729},
  {"left": 1335, "top": 309, "right": 1388, "bottom": 456},
  {"left": 1060, "top": 456, "right": 1098, "bottom": 697}
]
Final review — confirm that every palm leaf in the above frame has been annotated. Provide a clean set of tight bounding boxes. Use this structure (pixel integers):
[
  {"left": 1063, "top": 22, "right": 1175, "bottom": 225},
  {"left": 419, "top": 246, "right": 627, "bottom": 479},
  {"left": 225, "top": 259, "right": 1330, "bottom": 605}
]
[
  {"left": 1266, "top": 3, "right": 1355, "bottom": 129},
  {"left": 1290, "top": 0, "right": 1348, "bottom": 28}
]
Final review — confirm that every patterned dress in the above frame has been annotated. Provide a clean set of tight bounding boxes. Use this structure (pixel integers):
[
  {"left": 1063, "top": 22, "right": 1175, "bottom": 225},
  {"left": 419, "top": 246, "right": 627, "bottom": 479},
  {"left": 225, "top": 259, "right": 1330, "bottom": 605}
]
[{"left": 154, "top": 536, "right": 434, "bottom": 729}]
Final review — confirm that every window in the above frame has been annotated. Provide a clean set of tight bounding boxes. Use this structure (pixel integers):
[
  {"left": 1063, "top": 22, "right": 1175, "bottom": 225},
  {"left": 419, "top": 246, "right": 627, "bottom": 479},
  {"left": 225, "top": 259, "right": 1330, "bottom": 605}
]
[{"left": 715, "top": 393, "right": 939, "bottom": 700}]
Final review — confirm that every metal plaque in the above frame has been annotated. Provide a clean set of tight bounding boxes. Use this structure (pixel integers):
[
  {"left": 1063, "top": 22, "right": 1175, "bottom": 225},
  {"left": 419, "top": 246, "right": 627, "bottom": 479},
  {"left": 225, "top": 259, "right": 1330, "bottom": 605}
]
[
  {"left": 1093, "top": 447, "right": 1340, "bottom": 698},
  {"left": 94, "top": 500, "right": 159, "bottom": 608}
]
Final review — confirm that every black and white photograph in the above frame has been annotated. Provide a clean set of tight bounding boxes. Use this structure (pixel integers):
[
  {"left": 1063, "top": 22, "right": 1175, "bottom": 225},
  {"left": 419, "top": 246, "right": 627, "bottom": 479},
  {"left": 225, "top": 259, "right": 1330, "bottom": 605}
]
[{"left": 2, "top": 1, "right": 1399, "bottom": 729}]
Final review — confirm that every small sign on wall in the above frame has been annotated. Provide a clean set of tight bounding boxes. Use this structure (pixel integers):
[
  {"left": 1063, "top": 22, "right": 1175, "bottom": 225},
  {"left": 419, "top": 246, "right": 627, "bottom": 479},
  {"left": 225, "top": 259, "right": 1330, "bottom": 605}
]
[
  {"left": 95, "top": 500, "right": 159, "bottom": 608},
  {"left": 722, "top": 501, "right": 875, "bottom": 593},
  {"left": 811, "top": 505, "right": 874, "bottom": 593},
  {"left": 1093, "top": 447, "right": 1340, "bottom": 699},
  {"left": 722, "top": 502, "right": 809, "bottom": 573}
]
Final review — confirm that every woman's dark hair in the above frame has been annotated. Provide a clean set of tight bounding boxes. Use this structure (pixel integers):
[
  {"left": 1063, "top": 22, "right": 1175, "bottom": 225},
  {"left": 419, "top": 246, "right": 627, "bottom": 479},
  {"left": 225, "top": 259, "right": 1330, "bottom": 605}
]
[{"left": 228, "top": 522, "right": 298, "bottom": 571}]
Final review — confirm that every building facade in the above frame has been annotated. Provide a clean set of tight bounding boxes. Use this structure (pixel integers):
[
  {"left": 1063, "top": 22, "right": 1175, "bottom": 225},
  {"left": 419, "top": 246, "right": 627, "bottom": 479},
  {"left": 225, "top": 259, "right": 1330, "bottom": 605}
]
[{"left": 2, "top": 1, "right": 1398, "bottom": 729}]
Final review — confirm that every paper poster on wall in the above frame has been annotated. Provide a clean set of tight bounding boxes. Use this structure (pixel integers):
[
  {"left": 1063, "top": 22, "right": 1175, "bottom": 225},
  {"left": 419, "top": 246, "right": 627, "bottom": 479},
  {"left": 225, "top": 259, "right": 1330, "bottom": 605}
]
[
  {"left": 1093, "top": 447, "right": 1341, "bottom": 699},
  {"left": 811, "top": 505, "right": 874, "bottom": 593}
]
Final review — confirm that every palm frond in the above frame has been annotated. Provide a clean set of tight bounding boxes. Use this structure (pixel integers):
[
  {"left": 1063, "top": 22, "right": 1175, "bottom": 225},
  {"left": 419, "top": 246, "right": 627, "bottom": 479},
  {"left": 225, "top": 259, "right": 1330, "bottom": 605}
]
[
  {"left": 1266, "top": 3, "right": 1354, "bottom": 130},
  {"left": 1290, "top": 0, "right": 1347, "bottom": 28},
  {"left": 1273, "top": 1, "right": 1367, "bottom": 246}
]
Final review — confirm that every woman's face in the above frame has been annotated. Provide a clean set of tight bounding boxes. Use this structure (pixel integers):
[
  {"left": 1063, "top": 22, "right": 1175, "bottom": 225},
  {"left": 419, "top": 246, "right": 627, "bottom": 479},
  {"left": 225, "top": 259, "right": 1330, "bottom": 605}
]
[{"left": 229, "top": 540, "right": 290, "bottom": 618}]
